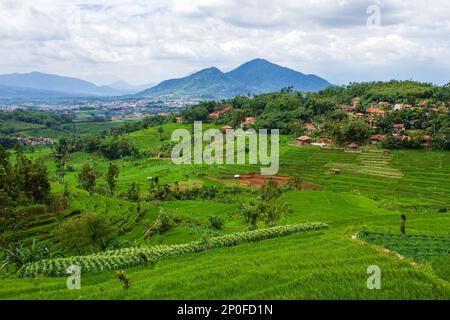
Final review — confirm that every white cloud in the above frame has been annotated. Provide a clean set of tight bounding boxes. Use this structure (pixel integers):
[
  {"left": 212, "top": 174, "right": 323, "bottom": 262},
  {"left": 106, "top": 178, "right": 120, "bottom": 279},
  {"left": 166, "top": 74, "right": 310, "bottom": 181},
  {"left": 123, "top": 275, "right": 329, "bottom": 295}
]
[{"left": 0, "top": 0, "right": 449, "bottom": 85}]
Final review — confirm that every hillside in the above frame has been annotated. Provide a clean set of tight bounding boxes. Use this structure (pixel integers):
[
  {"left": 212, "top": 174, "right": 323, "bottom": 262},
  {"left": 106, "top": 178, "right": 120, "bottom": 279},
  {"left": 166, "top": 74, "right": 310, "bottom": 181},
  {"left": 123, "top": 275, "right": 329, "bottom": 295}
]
[
  {"left": 226, "top": 58, "right": 333, "bottom": 92},
  {"left": 136, "top": 67, "right": 254, "bottom": 99},
  {"left": 135, "top": 59, "right": 333, "bottom": 99}
]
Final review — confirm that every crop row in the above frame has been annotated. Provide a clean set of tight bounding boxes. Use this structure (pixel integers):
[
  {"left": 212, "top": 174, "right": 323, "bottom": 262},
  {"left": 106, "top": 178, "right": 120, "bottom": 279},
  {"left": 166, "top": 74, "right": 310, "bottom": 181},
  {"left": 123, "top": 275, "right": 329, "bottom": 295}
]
[
  {"left": 358, "top": 232, "right": 450, "bottom": 263},
  {"left": 19, "top": 222, "right": 328, "bottom": 277}
]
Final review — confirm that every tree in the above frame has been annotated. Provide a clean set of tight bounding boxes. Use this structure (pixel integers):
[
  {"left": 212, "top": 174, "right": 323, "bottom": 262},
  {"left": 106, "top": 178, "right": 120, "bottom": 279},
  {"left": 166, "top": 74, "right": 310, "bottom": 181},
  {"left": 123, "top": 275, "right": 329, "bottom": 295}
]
[
  {"left": 106, "top": 163, "right": 120, "bottom": 195},
  {"left": 54, "top": 212, "right": 113, "bottom": 254},
  {"left": 157, "top": 126, "right": 165, "bottom": 141},
  {"left": 261, "top": 178, "right": 279, "bottom": 201},
  {"left": 127, "top": 182, "right": 140, "bottom": 201},
  {"left": 78, "top": 162, "right": 96, "bottom": 195},
  {"left": 400, "top": 214, "right": 406, "bottom": 237},
  {"left": 53, "top": 138, "right": 69, "bottom": 183}
]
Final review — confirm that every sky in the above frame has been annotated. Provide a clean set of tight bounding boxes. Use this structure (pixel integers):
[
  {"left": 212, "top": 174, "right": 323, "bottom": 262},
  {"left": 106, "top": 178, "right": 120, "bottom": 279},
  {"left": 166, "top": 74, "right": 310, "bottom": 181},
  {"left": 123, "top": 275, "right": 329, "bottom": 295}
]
[{"left": 0, "top": 0, "right": 449, "bottom": 86}]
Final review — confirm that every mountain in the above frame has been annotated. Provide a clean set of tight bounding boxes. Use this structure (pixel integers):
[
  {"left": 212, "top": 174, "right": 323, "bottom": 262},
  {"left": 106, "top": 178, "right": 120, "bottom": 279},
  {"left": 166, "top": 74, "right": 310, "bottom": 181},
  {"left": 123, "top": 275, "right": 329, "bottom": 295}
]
[
  {"left": 109, "top": 80, "right": 156, "bottom": 94},
  {"left": 0, "top": 84, "right": 76, "bottom": 99},
  {"left": 136, "top": 67, "right": 254, "bottom": 99},
  {"left": 226, "top": 58, "right": 333, "bottom": 93},
  {"left": 135, "top": 59, "right": 333, "bottom": 99},
  {"left": 0, "top": 72, "right": 124, "bottom": 98}
]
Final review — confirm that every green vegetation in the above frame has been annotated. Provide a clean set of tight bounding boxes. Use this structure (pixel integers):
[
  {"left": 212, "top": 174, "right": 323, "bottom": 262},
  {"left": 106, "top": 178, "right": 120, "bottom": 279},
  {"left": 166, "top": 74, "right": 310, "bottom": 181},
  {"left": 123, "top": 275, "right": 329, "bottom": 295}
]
[
  {"left": 0, "top": 81, "right": 448, "bottom": 300},
  {"left": 19, "top": 223, "right": 328, "bottom": 277},
  {"left": 359, "top": 232, "right": 449, "bottom": 263}
]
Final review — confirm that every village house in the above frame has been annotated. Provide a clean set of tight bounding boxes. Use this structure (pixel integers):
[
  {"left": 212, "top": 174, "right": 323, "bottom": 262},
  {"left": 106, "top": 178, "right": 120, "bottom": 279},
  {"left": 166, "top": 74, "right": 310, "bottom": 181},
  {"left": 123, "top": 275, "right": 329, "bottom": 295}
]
[
  {"left": 352, "top": 97, "right": 361, "bottom": 107},
  {"left": 392, "top": 123, "right": 405, "bottom": 133},
  {"left": 421, "top": 135, "right": 432, "bottom": 145},
  {"left": 241, "top": 116, "right": 256, "bottom": 126},
  {"left": 209, "top": 107, "right": 231, "bottom": 119},
  {"left": 175, "top": 117, "right": 184, "bottom": 123},
  {"left": 338, "top": 105, "right": 355, "bottom": 112},
  {"left": 370, "top": 134, "right": 387, "bottom": 144},
  {"left": 347, "top": 143, "right": 359, "bottom": 150},
  {"left": 393, "top": 103, "right": 413, "bottom": 111},
  {"left": 304, "top": 123, "right": 316, "bottom": 131},
  {"left": 375, "top": 101, "right": 391, "bottom": 107},
  {"left": 220, "top": 125, "right": 233, "bottom": 132},
  {"left": 366, "top": 108, "right": 386, "bottom": 115},
  {"left": 296, "top": 135, "right": 311, "bottom": 145}
]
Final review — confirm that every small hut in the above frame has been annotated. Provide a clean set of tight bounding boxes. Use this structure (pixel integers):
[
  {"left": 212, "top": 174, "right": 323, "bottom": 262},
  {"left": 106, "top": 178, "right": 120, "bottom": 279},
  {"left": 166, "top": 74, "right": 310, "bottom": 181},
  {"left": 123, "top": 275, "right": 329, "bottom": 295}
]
[
  {"left": 347, "top": 143, "right": 359, "bottom": 149},
  {"left": 330, "top": 168, "right": 341, "bottom": 174},
  {"left": 221, "top": 125, "right": 233, "bottom": 132},
  {"left": 296, "top": 135, "right": 312, "bottom": 145}
]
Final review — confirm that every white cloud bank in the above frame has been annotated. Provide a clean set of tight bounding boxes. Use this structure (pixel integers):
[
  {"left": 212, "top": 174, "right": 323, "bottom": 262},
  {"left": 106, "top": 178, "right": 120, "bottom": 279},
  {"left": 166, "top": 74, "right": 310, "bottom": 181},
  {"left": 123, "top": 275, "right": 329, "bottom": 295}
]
[{"left": 0, "top": 0, "right": 449, "bottom": 85}]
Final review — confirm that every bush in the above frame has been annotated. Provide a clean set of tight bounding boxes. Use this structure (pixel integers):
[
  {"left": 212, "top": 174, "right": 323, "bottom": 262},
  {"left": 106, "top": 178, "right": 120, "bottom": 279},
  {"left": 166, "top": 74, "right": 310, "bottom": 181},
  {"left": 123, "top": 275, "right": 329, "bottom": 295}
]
[
  {"left": 207, "top": 216, "right": 224, "bottom": 230},
  {"left": 19, "top": 222, "right": 328, "bottom": 277},
  {"left": 53, "top": 212, "right": 114, "bottom": 254}
]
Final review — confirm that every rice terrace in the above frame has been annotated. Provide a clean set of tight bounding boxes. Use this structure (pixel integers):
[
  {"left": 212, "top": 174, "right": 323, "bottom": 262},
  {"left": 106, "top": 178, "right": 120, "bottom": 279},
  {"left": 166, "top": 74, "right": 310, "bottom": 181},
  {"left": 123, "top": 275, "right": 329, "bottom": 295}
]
[{"left": 0, "top": 1, "right": 449, "bottom": 308}]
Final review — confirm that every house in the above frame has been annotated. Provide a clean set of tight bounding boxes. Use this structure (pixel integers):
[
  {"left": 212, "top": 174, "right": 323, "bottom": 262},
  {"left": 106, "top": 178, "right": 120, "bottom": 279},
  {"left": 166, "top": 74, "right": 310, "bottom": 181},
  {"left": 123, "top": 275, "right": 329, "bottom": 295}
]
[
  {"left": 393, "top": 104, "right": 413, "bottom": 111},
  {"left": 392, "top": 123, "right": 405, "bottom": 133},
  {"left": 296, "top": 135, "right": 311, "bottom": 145},
  {"left": 209, "top": 107, "right": 231, "bottom": 119},
  {"left": 421, "top": 135, "right": 432, "bottom": 145},
  {"left": 352, "top": 97, "right": 361, "bottom": 106},
  {"left": 338, "top": 105, "right": 355, "bottom": 112},
  {"left": 175, "top": 117, "right": 184, "bottom": 123},
  {"left": 371, "top": 134, "right": 386, "bottom": 144},
  {"left": 304, "top": 123, "right": 316, "bottom": 131},
  {"left": 354, "top": 112, "right": 364, "bottom": 118},
  {"left": 221, "top": 125, "right": 233, "bottom": 132},
  {"left": 366, "top": 108, "right": 385, "bottom": 115},
  {"left": 241, "top": 116, "right": 256, "bottom": 126},
  {"left": 376, "top": 101, "right": 391, "bottom": 107},
  {"left": 347, "top": 143, "right": 359, "bottom": 149}
]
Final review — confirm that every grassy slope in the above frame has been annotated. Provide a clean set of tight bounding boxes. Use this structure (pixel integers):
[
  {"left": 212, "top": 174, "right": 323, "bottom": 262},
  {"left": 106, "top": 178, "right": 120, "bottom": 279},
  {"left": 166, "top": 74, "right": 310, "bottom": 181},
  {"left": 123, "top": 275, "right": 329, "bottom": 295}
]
[
  {"left": 1, "top": 191, "right": 448, "bottom": 299},
  {"left": 1, "top": 123, "right": 449, "bottom": 299}
]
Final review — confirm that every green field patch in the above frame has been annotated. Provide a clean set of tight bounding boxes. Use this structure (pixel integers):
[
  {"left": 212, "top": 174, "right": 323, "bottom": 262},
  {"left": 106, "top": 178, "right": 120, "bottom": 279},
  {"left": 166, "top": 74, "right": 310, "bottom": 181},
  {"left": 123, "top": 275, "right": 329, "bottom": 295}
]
[{"left": 359, "top": 232, "right": 450, "bottom": 263}]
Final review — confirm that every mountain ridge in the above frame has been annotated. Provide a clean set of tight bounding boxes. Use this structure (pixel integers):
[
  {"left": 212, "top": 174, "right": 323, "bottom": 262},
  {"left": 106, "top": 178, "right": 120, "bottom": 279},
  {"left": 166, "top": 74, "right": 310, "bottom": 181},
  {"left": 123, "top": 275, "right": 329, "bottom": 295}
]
[
  {"left": 0, "top": 71, "right": 125, "bottom": 98},
  {"left": 136, "top": 58, "right": 333, "bottom": 99}
]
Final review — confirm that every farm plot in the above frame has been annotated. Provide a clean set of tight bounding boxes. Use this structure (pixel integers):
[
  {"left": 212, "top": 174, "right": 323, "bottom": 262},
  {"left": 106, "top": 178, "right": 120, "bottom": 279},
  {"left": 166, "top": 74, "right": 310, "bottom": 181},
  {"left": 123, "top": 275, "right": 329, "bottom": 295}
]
[
  {"left": 323, "top": 148, "right": 403, "bottom": 179},
  {"left": 358, "top": 232, "right": 450, "bottom": 263}
]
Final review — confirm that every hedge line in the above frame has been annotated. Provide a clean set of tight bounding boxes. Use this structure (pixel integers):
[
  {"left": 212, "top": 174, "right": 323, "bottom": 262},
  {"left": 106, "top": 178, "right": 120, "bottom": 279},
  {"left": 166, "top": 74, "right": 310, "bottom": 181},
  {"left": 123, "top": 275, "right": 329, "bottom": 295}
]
[{"left": 19, "top": 222, "right": 328, "bottom": 277}]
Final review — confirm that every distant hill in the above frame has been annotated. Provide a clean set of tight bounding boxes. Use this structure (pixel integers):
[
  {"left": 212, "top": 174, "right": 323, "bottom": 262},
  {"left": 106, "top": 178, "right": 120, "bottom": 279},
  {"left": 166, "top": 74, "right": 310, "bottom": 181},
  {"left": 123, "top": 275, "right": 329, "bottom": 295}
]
[
  {"left": 109, "top": 80, "right": 156, "bottom": 94},
  {"left": 0, "top": 72, "right": 124, "bottom": 98},
  {"left": 0, "top": 84, "right": 76, "bottom": 99},
  {"left": 136, "top": 67, "right": 254, "bottom": 99},
  {"left": 226, "top": 58, "right": 333, "bottom": 93},
  {"left": 135, "top": 59, "right": 333, "bottom": 99}
]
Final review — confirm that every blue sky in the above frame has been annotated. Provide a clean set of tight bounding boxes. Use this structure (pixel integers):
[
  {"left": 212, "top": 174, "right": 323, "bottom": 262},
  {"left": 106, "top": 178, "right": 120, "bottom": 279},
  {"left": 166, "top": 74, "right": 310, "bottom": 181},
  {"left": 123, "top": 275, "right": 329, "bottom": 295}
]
[{"left": 0, "top": 0, "right": 449, "bottom": 86}]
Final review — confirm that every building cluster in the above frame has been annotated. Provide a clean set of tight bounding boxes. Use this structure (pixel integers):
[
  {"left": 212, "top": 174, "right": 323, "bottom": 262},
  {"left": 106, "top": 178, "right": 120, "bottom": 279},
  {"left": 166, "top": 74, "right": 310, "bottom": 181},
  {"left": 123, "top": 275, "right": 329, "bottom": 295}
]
[{"left": 16, "top": 136, "right": 54, "bottom": 146}]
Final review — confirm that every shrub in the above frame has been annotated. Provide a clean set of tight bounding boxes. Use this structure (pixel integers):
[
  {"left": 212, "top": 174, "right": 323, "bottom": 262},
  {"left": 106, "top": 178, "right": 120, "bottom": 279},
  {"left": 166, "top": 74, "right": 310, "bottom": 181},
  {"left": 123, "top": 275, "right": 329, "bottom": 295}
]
[
  {"left": 53, "top": 212, "right": 114, "bottom": 254},
  {"left": 207, "top": 216, "right": 224, "bottom": 230},
  {"left": 117, "top": 270, "right": 132, "bottom": 290}
]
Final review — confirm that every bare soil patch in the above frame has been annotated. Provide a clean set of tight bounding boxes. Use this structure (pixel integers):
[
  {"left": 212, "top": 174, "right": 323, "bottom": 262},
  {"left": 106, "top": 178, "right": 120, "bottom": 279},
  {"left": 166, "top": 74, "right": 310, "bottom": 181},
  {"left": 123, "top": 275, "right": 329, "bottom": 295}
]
[{"left": 211, "top": 173, "right": 321, "bottom": 189}]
